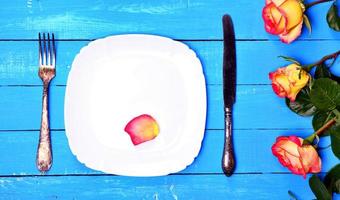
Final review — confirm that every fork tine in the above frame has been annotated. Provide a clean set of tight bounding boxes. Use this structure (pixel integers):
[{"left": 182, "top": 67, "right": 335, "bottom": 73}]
[
  {"left": 43, "top": 33, "right": 47, "bottom": 66},
  {"left": 52, "top": 33, "right": 56, "bottom": 67},
  {"left": 47, "top": 33, "right": 51, "bottom": 66},
  {"left": 38, "top": 33, "right": 42, "bottom": 66}
]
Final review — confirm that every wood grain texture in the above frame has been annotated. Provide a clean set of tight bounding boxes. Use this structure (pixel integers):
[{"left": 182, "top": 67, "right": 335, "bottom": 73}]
[
  {"left": 0, "top": 1, "right": 339, "bottom": 199},
  {"left": 0, "top": 0, "right": 337, "bottom": 40},
  {"left": 0, "top": 85, "right": 314, "bottom": 130},
  {"left": 0, "top": 130, "right": 336, "bottom": 176},
  {"left": 0, "top": 41, "right": 339, "bottom": 85},
  {"left": 2, "top": 174, "right": 340, "bottom": 200}
]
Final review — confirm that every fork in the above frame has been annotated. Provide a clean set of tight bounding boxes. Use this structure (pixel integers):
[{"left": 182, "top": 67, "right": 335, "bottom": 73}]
[{"left": 37, "top": 33, "right": 56, "bottom": 172}]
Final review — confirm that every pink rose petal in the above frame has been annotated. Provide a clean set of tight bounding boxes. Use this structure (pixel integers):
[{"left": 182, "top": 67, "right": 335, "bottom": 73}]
[{"left": 124, "top": 114, "right": 159, "bottom": 145}]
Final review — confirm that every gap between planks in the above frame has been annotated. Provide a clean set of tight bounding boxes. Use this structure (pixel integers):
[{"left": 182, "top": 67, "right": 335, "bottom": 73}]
[
  {"left": 0, "top": 39, "right": 338, "bottom": 42},
  {"left": 0, "top": 128, "right": 313, "bottom": 132},
  {"left": 0, "top": 84, "right": 270, "bottom": 86},
  {"left": 0, "top": 172, "right": 322, "bottom": 178}
]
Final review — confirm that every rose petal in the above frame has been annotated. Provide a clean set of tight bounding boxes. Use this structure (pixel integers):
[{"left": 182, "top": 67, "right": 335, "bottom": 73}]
[
  {"left": 269, "top": 64, "right": 309, "bottom": 101},
  {"left": 279, "top": 0, "right": 303, "bottom": 30},
  {"left": 310, "top": 158, "right": 322, "bottom": 173},
  {"left": 298, "top": 145, "right": 322, "bottom": 173},
  {"left": 271, "top": 73, "right": 291, "bottom": 94},
  {"left": 279, "top": 21, "right": 303, "bottom": 44},
  {"left": 285, "top": 151, "right": 303, "bottom": 170},
  {"left": 279, "top": 140, "right": 300, "bottom": 157},
  {"left": 287, "top": 136, "right": 302, "bottom": 146},
  {"left": 124, "top": 114, "right": 159, "bottom": 145},
  {"left": 272, "top": 136, "right": 316, "bottom": 178},
  {"left": 263, "top": 3, "right": 287, "bottom": 34},
  {"left": 271, "top": 0, "right": 287, "bottom": 6},
  {"left": 271, "top": 82, "right": 287, "bottom": 97},
  {"left": 275, "top": 136, "right": 290, "bottom": 142}
]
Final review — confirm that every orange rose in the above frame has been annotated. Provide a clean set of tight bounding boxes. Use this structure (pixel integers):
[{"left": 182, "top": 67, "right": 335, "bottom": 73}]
[
  {"left": 262, "top": 0, "right": 304, "bottom": 43},
  {"left": 272, "top": 136, "right": 321, "bottom": 178},
  {"left": 269, "top": 64, "right": 309, "bottom": 101}
]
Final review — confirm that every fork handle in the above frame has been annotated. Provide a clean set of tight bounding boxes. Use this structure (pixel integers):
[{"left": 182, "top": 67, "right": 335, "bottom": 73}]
[{"left": 37, "top": 83, "right": 52, "bottom": 172}]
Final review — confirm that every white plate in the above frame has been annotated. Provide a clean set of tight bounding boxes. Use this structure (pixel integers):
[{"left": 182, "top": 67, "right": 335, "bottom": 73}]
[{"left": 64, "top": 34, "right": 206, "bottom": 176}]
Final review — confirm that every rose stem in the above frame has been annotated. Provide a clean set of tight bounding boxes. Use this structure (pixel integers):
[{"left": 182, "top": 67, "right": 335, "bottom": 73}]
[
  {"left": 305, "top": 0, "right": 334, "bottom": 9},
  {"left": 305, "top": 50, "right": 340, "bottom": 70},
  {"left": 314, "top": 117, "right": 336, "bottom": 136}
]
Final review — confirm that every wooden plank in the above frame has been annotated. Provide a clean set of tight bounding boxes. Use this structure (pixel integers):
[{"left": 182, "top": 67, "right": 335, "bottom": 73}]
[
  {"left": 0, "top": 85, "right": 313, "bottom": 130},
  {"left": 0, "top": 0, "right": 337, "bottom": 40},
  {"left": 1, "top": 174, "right": 336, "bottom": 200},
  {"left": 0, "top": 130, "right": 336, "bottom": 176},
  {"left": 0, "top": 40, "right": 339, "bottom": 85}
]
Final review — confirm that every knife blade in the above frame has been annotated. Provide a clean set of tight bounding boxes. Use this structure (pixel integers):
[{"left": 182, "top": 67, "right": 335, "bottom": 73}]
[{"left": 222, "top": 14, "right": 236, "bottom": 177}]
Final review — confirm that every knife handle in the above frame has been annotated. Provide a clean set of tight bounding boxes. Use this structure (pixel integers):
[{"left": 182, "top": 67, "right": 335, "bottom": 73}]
[{"left": 222, "top": 106, "right": 235, "bottom": 176}]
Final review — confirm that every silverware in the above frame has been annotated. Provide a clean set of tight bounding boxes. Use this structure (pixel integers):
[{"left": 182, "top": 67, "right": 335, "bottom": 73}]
[
  {"left": 222, "top": 15, "right": 236, "bottom": 176},
  {"left": 37, "top": 33, "right": 56, "bottom": 172}
]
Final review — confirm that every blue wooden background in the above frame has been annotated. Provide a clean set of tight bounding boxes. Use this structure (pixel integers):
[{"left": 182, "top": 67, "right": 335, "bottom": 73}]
[{"left": 0, "top": 0, "right": 339, "bottom": 199}]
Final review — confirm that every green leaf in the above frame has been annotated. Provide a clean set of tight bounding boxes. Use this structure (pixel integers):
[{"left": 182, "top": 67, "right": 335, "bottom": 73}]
[
  {"left": 286, "top": 87, "right": 316, "bottom": 116},
  {"left": 331, "top": 74, "right": 340, "bottom": 84},
  {"left": 312, "top": 111, "right": 336, "bottom": 136},
  {"left": 327, "top": 3, "right": 340, "bottom": 32},
  {"left": 303, "top": 14, "right": 312, "bottom": 34},
  {"left": 315, "top": 64, "right": 332, "bottom": 79},
  {"left": 310, "top": 78, "right": 340, "bottom": 111},
  {"left": 314, "top": 61, "right": 340, "bottom": 83},
  {"left": 335, "top": 180, "right": 340, "bottom": 193},
  {"left": 334, "top": 109, "right": 340, "bottom": 123},
  {"left": 288, "top": 190, "right": 298, "bottom": 200},
  {"left": 278, "top": 56, "right": 301, "bottom": 65},
  {"left": 329, "top": 125, "right": 340, "bottom": 159},
  {"left": 309, "top": 175, "right": 332, "bottom": 200},
  {"left": 324, "top": 164, "right": 340, "bottom": 194}
]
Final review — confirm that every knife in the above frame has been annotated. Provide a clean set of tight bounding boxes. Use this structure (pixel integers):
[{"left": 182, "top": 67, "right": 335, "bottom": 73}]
[{"left": 222, "top": 14, "right": 236, "bottom": 177}]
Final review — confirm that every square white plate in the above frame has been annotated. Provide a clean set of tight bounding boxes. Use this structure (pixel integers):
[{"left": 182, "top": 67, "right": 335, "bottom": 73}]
[{"left": 64, "top": 34, "right": 206, "bottom": 176}]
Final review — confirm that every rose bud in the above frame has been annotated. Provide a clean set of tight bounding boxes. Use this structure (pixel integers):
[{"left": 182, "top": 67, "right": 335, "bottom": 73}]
[
  {"left": 269, "top": 64, "right": 309, "bottom": 101},
  {"left": 262, "top": 0, "right": 304, "bottom": 43},
  {"left": 272, "top": 136, "right": 321, "bottom": 178}
]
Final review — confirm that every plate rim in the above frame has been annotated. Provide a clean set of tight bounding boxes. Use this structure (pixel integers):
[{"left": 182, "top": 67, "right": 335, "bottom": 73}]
[{"left": 64, "top": 34, "right": 207, "bottom": 176}]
